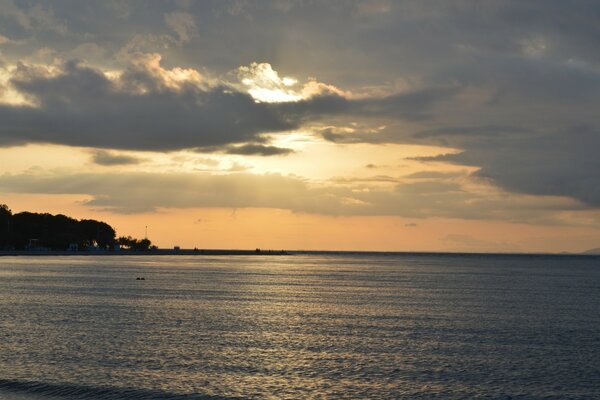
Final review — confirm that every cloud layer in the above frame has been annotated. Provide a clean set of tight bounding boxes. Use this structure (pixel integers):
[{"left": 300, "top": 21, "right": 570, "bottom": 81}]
[
  {"left": 1, "top": 1, "right": 600, "bottom": 216},
  {"left": 0, "top": 60, "right": 292, "bottom": 150},
  {"left": 0, "top": 170, "right": 589, "bottom": 227},
  {"left": 0, "top": 59, "right": 449, "bottom": 152}
]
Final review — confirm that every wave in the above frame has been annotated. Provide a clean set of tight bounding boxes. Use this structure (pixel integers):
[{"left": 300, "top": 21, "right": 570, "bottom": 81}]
[{"left": 0, "top": 378, "right": 240, "bottom": 400}]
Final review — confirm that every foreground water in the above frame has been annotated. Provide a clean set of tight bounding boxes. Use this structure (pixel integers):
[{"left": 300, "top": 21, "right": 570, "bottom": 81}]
[{"left": 0, "top": 253, "right": 598, "bottom": 399}]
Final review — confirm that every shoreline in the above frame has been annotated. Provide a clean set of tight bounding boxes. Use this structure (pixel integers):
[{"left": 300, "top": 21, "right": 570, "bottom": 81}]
[
  {"left": 0, "top": 249, "right": 598, "bottom": 257},
  {"left": 0, "top": 249, "right": 290, "bottom": 257}
]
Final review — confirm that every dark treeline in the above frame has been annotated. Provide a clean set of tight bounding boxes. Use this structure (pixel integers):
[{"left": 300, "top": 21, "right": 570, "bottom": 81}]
[
  {"left": 116, "top": 236, "right": 155, "bottom": 251},
  {"left": 0, "top": 204, "right": 153, "bottom": 251}
]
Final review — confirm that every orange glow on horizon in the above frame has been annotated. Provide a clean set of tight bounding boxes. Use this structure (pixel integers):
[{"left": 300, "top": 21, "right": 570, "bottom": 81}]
[{"left": 2, "top": 193, "right": 599, "bottom": 253}]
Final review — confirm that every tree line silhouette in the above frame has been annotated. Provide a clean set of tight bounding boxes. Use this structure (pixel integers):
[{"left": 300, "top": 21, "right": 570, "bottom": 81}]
[{"left": 0, "top": 204, "right": 153, "bottom": 251}]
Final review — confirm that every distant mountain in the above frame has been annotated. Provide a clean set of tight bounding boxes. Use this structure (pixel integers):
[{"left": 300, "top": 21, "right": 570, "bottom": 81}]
[{"left": 582, "top": 248, "right": 600, "bottom": 255}]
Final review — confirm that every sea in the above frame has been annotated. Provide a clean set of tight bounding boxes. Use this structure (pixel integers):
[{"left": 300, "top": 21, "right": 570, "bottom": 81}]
[{"left": 0, "top": 253, "right": 598, "bottom": 399}]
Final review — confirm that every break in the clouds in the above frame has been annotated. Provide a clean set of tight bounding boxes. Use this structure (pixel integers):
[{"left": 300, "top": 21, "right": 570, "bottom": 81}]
[{"left": 0, "top": 1, "right": 600, "bottom": 217}]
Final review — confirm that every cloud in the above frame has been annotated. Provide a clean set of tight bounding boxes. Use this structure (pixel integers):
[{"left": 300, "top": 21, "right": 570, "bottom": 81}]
[
  {"left": 224, "top": 144, "right": 294, "bottom": 156},
  {"left": 356, "top": 0, "right": 391, "bottom": 16},
  {"left": 278, "top": 86, "right": 458, "bottom": 122},
  {"left": 0, "top": 170, "right": 590, "bottom": 225},
  {"left": 0, "top": 59, "right": 294, "bottom": 151},
  {"left": 117, "top": 34, "right": 179, "bottom": 60},
  {"left": 194, "top": 142, "right": 294, "bottom": 156},
  {"left": 104, "top": 1, "right": 136, "bottom": 19},
  {"left": 164, "top": 11, "right": 197, "bottom": 44},
  {"left": 319, "top": 127, "right": 368, "bottom": 144},
  {"left": 0, "top": 1, "right": 67, "bottom": 35},
  {"left": 71, "top": 43, "right": 107, "bottom": 62},
  {"left": 404, "top": 171, "right": 466, "bottom": 180},
  {"left": 1, "top": 1, "right": 600, "bottom": 216},
  {"left": 416, "top": 127, "right": 600, "bottom": 207},
  {"left": 236, "top": 62, "right": 303, "bottom": 103},
  {"left": 0, "top": 58, "right": 453, "bottom": 152},
  {"left": 90, "top": 150, "right": 143, "bottom": 166},
  {"left": 313, "top": 58, "right": 600, "bottom": 208},
  {"left": 0, "top": 171, "right": 320, "bottom": 214}
]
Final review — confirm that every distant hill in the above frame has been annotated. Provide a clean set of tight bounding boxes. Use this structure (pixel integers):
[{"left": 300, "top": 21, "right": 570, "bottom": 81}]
[{"left": 582, "top": 248, "right": 600, "bottom": 255}]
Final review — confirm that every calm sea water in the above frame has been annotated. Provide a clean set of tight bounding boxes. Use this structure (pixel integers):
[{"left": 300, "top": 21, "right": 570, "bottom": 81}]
[{"left": 0, "top": 253, "right": 598, "bottom": 399}]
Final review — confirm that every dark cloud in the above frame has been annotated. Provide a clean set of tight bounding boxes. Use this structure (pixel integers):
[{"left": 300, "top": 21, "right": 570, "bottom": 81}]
[
  {"left": 1, "top": 60, "right": 293, "bottom": 151},
  {"left": 320, "top": 128, "right": 346, "bottom": 143},
  {"left": 415, "top": 127, "right": 600, "bottom": 207},
  {"left": 91, "top": 150, "right": 143, "bottom": 166},
  {"left": 0, "top": 60, "right": 452, "bottom": 152},
  {"left": 320, "top": 62, "right": 600, "bottom": 207},
  {"left": 412, "top": 125, "right": 532, "bottom": 141},
  {"left": 318, "top": 127, "right": 383, "bottom": 144},
  {"left": 195, "top": 143, "right": 295, "bottom": 156},
  {"left": 278, "top": 87, "right": 458, "bottom": 122},
  {"left": 3, "top": 1, "right": 600, "bottom": 87},
  {"left": 404, "top": 171, "right": 465, "bottom": 180},
  {"left": 224, "top": 144, "right": 294, "bottom": 156}
]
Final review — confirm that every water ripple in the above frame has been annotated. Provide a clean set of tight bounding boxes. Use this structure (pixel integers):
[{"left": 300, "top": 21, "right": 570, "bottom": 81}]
[{"left": 0, "top": 378, "right": 238, "bottom": 400}]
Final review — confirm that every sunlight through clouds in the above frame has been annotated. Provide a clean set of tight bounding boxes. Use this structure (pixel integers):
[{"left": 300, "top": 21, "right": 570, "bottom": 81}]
[
  {"left": 236, "top": 62, "right": 348, "bottom": 103},
  {"left": 0, "top": 1, "right": 599, "bottom": 251},
  {"left": 0, "top": 64, "right": 38, "bottom": 105},
  {"left": 237, "top": 62, "right": 304, "bottom": 102}
]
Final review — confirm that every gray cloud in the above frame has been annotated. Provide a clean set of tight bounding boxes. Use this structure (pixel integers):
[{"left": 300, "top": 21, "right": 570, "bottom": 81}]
[
  {"left": 0, "top": 1, "right": 67, "bottom": 36},
  {"left": 164, "top": 11, "right": 197, "bottom": 44},
  {"left": 0, "top": 61, "right": 293, "bottom": 150},
  {"left": 404, "top": 171, "right": 466, "bottom": 180},
  {"left": 318, "top": 60, "right": 600, "bottom": 206},
  {"left": 277, "top": 87, "right": 457, "bottom": 123},
  {"left": 224, "top": 144, "right": 294, "bottom": 156},
  {"left": 0, "top": 60, "right": 450, "bottom": 152},
  {"left": 319, "top": 127, "right": 380, "bottom": 144},
  {"left": 3, "top": 2, "right": 600, "bottom": 86},
  {"left": 0, "top": 171, "right": 326, "bottom": 214},
  {"left": 0, "top": 170, "right": 589, "bottom": 225},
  {"left": 91, "top": 150, "right": 143, "bottom": 166},
  {"left": 416, "top": 127, "right": 600, "bottom": 207}
]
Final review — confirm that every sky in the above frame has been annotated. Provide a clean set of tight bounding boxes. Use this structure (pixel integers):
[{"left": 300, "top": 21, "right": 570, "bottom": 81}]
[{"left": 1, "top": 0, "right": 599, "bottom": 252}]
